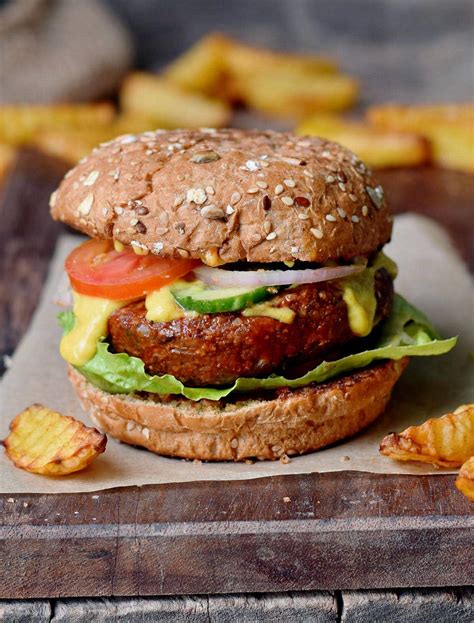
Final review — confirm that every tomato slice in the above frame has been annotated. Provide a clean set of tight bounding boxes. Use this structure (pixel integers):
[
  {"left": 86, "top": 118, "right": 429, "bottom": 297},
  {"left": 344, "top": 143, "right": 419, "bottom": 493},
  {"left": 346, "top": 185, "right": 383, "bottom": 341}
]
[{"left": 65, "top": 239, "right": 199, "bottom": 299}]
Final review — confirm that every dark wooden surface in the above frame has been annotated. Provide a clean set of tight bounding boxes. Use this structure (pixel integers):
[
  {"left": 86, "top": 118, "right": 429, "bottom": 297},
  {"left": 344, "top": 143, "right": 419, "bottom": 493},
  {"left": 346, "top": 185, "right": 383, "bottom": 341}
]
[{"left": 0, "top": 151, "right": 473, "bottom": 599}]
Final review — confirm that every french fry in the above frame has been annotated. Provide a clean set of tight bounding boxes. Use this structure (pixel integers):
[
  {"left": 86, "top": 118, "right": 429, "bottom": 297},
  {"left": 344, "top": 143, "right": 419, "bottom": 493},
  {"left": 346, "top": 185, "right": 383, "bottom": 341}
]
[
  {"left": 235, "top": 72, "right": 358, "bottom": 118},
  {"left": 0, "top": 143, "right": 16, "bottom": 184},
  {"left": 3, "top": 404, "right": 107, "bottom": 476},
  {"left": 367, "top": 104, "right": 474, "bottom": 172},
  {"left": 221, "top": 36, "right": 338, "bottom": 81},
  {"left": 380, "top": 404, "right": 474, "bottom": 468},
  {"left": 0, "top": 103, "right": 115, "bottom": 146},
  {"left": 34, "top": 115, "right": 156, "bottom": 163},
  {"left": 298, "top": 113, "right": 428, "bottom": 168},
  {"left": 120, "top": 73, "right": 231, "bottom": 128},
  {"left": 163, "top": 33, "right": 228, "bottom": 94},
  {"left": 455, "top": 456, "right": 474, "bottom": 502}
]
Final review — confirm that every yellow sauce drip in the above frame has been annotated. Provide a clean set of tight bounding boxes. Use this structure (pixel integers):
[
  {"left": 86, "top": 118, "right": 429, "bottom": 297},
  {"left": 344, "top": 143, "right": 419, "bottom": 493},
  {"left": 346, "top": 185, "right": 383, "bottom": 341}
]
[
  {"left": 145, "top": 282, "right": 187, "bottom": 322},
  {"left": 242, "top": 303, "right": 295, "bottom": 324},
  {"left": 60, "top": 292, "right": 128, "bottom": 366},
  {"left": 341, "top": 251, "right": 398, "bottom": 337}
]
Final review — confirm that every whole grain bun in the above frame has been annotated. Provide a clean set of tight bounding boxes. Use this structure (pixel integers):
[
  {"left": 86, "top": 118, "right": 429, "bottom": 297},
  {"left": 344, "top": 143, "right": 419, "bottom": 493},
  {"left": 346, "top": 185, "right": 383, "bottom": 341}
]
[
  {"left": 68, "top": 358, "right": 408, "bottom": 461},
  {"left": 51, "top": 129, "right": 392, "bottom": 265}
]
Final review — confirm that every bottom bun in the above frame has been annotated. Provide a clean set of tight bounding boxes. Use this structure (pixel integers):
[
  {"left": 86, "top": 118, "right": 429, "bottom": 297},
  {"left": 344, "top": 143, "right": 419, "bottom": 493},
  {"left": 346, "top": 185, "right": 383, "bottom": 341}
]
[{"left": 68, "top": 358, "right": 409, "bottom": 461}]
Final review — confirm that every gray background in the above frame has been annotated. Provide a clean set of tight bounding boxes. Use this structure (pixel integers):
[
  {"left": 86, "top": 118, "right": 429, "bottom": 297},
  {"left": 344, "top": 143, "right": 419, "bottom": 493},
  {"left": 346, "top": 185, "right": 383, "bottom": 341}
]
[{"left": 106, "top": 0, "right": 474, "bottom": 105}]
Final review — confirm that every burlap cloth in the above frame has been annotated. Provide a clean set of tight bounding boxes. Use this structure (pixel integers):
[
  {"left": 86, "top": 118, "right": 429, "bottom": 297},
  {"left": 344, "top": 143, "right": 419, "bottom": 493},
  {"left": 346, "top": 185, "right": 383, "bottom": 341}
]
[{"left": 0, "top": 0, "right": 133, "bottom": 103}]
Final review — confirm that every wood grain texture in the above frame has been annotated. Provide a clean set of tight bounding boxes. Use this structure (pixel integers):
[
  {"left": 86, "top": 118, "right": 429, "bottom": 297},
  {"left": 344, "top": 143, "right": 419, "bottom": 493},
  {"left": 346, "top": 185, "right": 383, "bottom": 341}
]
[{"left": 0, "top": 152, "right": 473, "bottom": 599}]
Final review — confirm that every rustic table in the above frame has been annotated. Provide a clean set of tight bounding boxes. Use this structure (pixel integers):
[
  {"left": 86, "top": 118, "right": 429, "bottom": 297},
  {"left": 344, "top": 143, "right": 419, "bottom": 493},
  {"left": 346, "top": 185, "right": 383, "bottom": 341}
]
[{"left": 0, "top": 151, "right": 473, "bottom": 621}]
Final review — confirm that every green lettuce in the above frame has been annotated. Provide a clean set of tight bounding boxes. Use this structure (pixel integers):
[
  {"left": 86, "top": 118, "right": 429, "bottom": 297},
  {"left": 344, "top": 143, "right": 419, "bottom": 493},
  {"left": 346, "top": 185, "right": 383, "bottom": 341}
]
[{"left": 61, "top": 294, "right": 456, "bottom": 401}]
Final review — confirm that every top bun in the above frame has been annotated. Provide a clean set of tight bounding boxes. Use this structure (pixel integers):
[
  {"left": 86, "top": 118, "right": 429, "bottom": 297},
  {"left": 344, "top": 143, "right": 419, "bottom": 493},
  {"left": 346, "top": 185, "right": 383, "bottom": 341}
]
[{"left": 50, "top": 129, "right": 392, "bottom": 265}]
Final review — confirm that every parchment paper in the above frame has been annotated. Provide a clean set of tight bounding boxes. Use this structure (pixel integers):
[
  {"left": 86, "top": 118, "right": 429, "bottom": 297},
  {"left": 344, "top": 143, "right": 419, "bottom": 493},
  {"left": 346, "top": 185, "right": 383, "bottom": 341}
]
[{"left": 0, "top": 214, "right": 472, "bottom": 493}]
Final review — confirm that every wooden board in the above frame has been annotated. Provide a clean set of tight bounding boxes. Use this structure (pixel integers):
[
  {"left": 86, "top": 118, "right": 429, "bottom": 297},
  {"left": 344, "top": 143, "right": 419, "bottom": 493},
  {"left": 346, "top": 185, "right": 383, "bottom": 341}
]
[{"left": 0, "top": 151, "right": 473, "bottom": 599}]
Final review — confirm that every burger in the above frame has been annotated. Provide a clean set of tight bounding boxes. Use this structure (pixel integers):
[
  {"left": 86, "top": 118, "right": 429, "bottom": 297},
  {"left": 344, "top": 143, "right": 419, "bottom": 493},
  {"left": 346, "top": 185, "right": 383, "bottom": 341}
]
[{"left": 50, "top": 129, "right": 455, "bottom": 461}]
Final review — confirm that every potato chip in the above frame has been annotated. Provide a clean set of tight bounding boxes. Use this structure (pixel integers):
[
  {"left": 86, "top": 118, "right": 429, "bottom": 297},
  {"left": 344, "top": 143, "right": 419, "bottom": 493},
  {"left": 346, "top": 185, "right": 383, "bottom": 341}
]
[
  {"left": 3, "top": 404, "right": 106, "bottom": 476},
  {"left": 455, "top": 456, "right": 474, "bottom": 502},
  {"left": 379, "top": 404, "right": 474, "bottom": 468}
]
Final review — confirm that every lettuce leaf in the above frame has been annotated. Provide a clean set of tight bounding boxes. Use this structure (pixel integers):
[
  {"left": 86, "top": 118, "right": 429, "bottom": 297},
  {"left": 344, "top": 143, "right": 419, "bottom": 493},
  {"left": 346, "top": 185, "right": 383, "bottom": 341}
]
[{"left": 66, "top": 294, "right": 456, "bottom": 401}]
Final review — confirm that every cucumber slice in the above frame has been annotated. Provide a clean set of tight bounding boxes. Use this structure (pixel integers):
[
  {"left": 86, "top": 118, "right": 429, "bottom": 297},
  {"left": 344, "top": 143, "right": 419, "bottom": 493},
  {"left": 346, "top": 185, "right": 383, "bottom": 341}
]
[{"left": 172, "top": 284, "right": 274, "bottom": 313}]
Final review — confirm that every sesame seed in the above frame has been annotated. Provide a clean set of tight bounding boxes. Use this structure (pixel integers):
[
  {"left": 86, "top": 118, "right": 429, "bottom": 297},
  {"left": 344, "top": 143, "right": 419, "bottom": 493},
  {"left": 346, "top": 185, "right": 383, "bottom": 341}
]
[
  {"left": 83, "top": 170, "right": 99, "bottom": 186},
  {"left": 230, "top": 191, "right": 241, "bottom": 205},
  {"left": 266, "top": 231, "right": 277, "bottom": 240},
  {"left": 174, "top": 196, "right": 183, "bottom": 207},
  {"left": 338, "top": 182, "right": 347, "bottom": 192},
  {"left": 186, "top": 187, "right": 207, "bottom": 205},
  {"left": 114, "top": 206, "right": 124, "bottom": 215},
  {"left": 200, "top": 205, "right": 225, "bottom": 219},
  {"left": 262, "top": 195, "right": 271, "bottom": 210},
  {"left": 126, "top": 421, "right": 136, "bottom": 431},
  {"left": 135, "top": 205, "right": 149, "bottom": 215},
  {"left": 256, "top": 181, "right": 268, "bottom": 189},
  {"left": 226, "top": 205, "right": 235, "bottom": 215},
  {"left": 281, "top": 196, "right": 294, "bottom": 206},
  {"left": 142, "top": 427, "right": 150, "bottom": 439},
  {"left": 153, "top": 242, "right": 164, "bottom": 252},
  {"left": 245, "top": 159, "right": 261, "bottom": 171},
  {"left": 263, "top": 220, "right": 272, "bottom": 234},
  {"left": 284, "top": 179, "right": 296, "bottom": 188},
  {"left": 260, "top": 160, "right": 270, "bottom": 167},
  {"left": 177, "top": 248, "right": 190, "bottom": 258},
  {"left": 272, "top": 445, "right": 282, "bottom": 453},
  {"left": 49, "top": 190, "right": 57, "bottom": 208},
  {"left": 325, "top": 175, "right": 335, "bottom": 183},
  {"left": 294, "top": 196, "right": 310, "bottom": 207},
  {"left": 230, "top": 438, "right": 239, "bottom": 448},
  {"left": 281, "top": 156, "right": 304, "bottom": 166},
  {"left": 129, "top": 218, "right": 138, "bottom": 226},
  {"left": 251, "top": 233, "right": 262, "bottom": 243},
  {"left": 362, "top": 205, "right": 369, "bottom": 216},
  {"left": 291, "top": 246, "right": 300, "bottom": 254},
  {"left": 77, "top": 193, "right": 94, "bottom": 216},
  {"left": 102, "top": 208, "right": 108, "bottom": 217},
  {"left": 337, "top": 170, "right": 347, "bottom": 183},
  {"left": 321, "top": 150, "right": 331, "bottom": 158},
  {"left": 337, "top": 208, "right": 347, "bottom": 219},
  {"left": 120, "top": 134, "right": 136, "bottom": 144},
  {"left": 298, "top": 213, "right": 310, "bottom": 220},
  {"left": 247, "top": 187, "right": 259, "bottom": 194},
  {"left": 352, "top": 215, "right": 360, "bottom": 223},
  {"left": 325, "top": 214, "right": 337, "bottom": 222},
  {"left": 135, "top": 221, "right": 147, "bottom": 234},
  {"left": 205, "top": 185, "right": 215, "bottom": 195},
  {"left": 349, "top": 193, "right": 358, "bottom": 202},
  {"left": 366, "top": 186, "right": 383, "bottom": 209},
  {"left": 275, "top": 184, "right": 284, "bottom": 195},
  {"left": 311, "top": 227, "right": 323, "bottom": 239}
]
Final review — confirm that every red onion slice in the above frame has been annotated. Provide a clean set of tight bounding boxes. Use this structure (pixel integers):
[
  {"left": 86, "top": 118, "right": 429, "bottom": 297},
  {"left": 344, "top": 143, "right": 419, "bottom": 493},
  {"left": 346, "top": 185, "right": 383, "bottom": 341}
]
[{"left": 193, "top": 264, "right": 364, "bottom": 288}]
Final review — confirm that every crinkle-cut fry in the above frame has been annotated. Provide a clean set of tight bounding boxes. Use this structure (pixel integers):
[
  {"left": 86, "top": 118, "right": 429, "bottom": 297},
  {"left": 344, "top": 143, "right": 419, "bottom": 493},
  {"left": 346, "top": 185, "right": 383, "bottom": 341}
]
[
  {"left": 367, "top": 104, "right": 474, "bottom": 172},
  {"left": 3, "top": 404, "right": 107, "bottom": 476},
  {"left": 455, "top": 456, "right": 474, "bottom": 502},
  {"left": 0, "top": 103, "right": 115, "bottom": 146},
  {"left": 297, "top": 113, "right": 428, "bottom": 168},
  {"left": 379, "top": 404, "right": 474, "bottom": 468},
  {"left": 120, "top": 73, "right": 231, "bottom": 128}
]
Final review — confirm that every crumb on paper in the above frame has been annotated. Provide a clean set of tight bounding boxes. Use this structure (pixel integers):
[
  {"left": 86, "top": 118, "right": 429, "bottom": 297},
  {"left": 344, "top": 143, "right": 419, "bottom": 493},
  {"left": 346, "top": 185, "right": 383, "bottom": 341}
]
[
  {"left": 283, "top": 496, "right": 291, "bottom": 503},
  {"left": 341, "top": 455, "right": 351, "bottom": 462},
  {"left": 193, "top": 459, "right": 202, "bottom": 466},
  {"left": 91, "top": 495, "right": 100, "bottom": 499},
  {"left": 280, "top": 454, "right": 291, "bottom": 464},
  {"left": 7, "top": 497, "right": 15, "bottom": 503}
]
